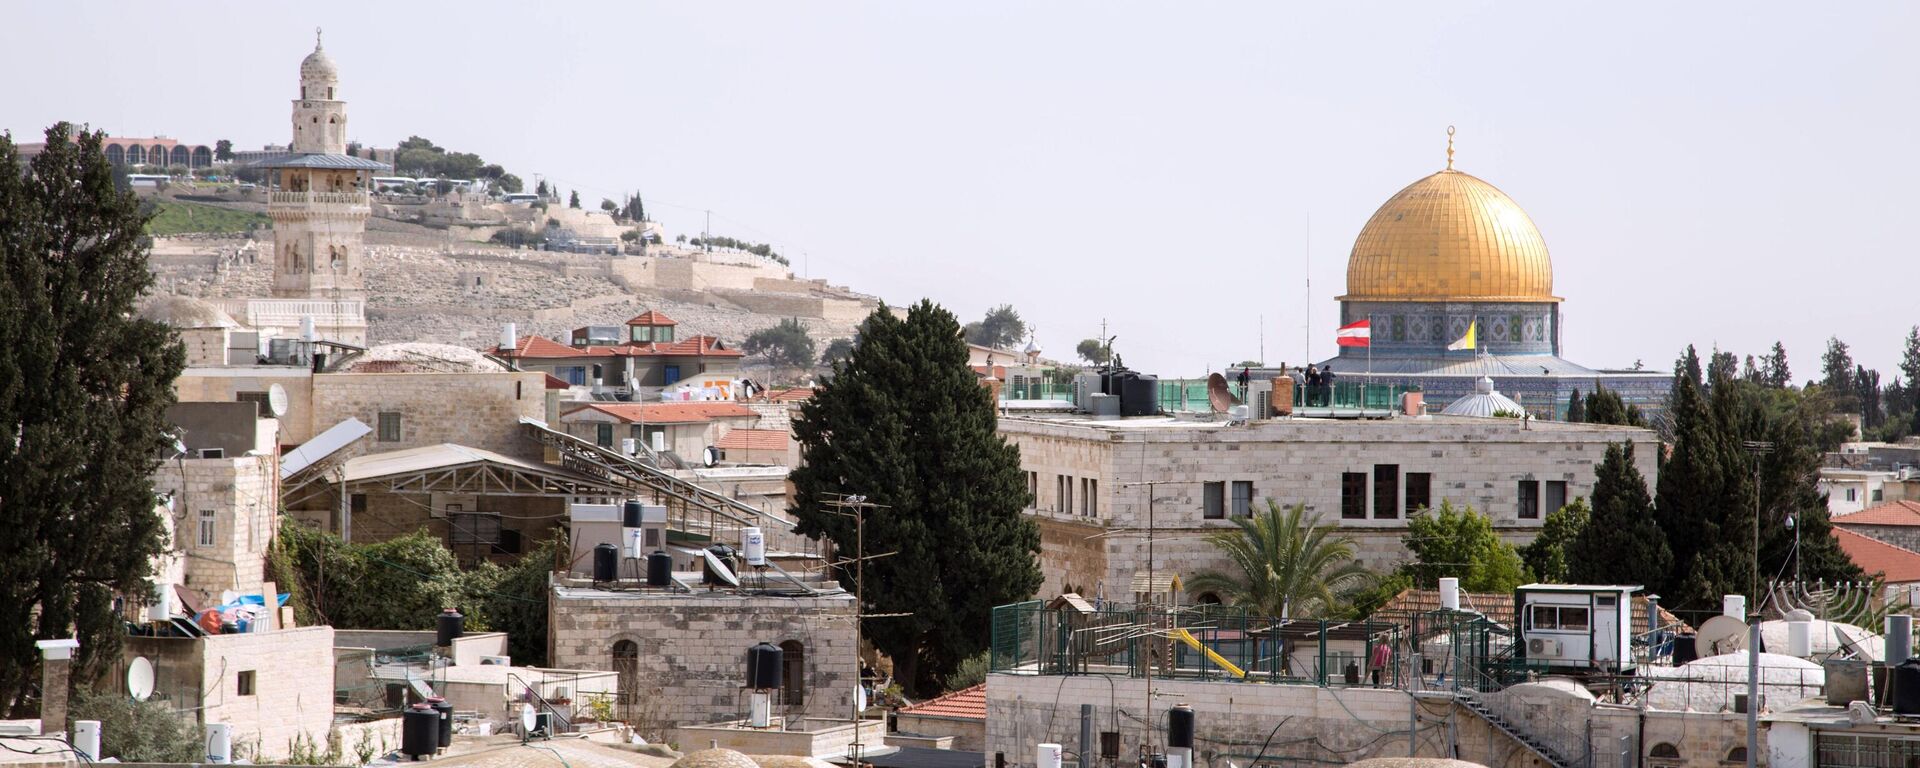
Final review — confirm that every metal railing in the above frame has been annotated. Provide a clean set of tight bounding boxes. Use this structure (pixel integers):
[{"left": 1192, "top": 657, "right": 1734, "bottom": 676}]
[
  {"left": 270, "top": 190, "right": 370, "bottom": 206},
  {"left": 1458, "top": 662, "right": 1593, "bottom": 768},
  {"left": 506, "top": 671, "right": 574, "bottom": 734}
]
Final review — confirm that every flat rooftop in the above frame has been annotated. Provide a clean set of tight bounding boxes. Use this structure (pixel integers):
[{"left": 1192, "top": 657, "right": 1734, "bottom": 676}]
[{"left": 998, "top": 411, "right": 1656, "bottom": 439}]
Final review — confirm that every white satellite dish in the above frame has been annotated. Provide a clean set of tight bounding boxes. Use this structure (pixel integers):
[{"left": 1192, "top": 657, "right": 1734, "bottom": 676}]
[
  {"left": 219, "top": 589, "right": 239, "bottom": 607},
  {"left": 520, "top": 703, "right": 537, "bottom": 733},
  {"left": 1698, "top": 614, "right": 1750, "bottom": 656},
  {"left": 703, "top": 446, "right": 720, "bottom": 467},
  {"left": 128, "top": 656, "right": 155, "bottom": 701},
  {"left": 266, "top": 383, "right": 290, "bottom": 418}
]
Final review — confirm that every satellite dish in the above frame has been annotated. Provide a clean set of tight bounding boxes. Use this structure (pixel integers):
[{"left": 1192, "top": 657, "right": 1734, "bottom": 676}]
[
  {"left": 856, "top": 684, "right": 868, "bottom": 713},
  {"left": 128, "top": 656, "right": 155, "bottom": 701},
  {"left": 1206, "top": 373, "right": 1235, "bottom": 414},
  {"left": 520, "top": 703, "right": 537, "bottom": 733},
  {"left": 219, "top": 589, "right": 239, "bottom": 608},
  {"left": 703, "top": 446, "right": 720, "bottom": 467},
  {"left": 266, "top": 383, "right": 290, "bottom": 419},
  {"left": 1698, "top": 614, "right": 1750, "bottom": 656}
]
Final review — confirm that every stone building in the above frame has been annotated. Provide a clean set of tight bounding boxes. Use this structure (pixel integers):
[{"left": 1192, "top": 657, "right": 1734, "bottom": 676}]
[
  {"left": 492, "top": 310, "right": 746, "bottom": 401},
  {"left": 152, "top": 402, "right": 281, "bottom": 603},
  {"left": 547, "top": 579, "right": 858, "bottom": 733},
  {"left": 999, "top": 412, "right": 1658, "bottom": 600},
  {"left": 120, "top": 626, "right": 337, "bottom": 762}
]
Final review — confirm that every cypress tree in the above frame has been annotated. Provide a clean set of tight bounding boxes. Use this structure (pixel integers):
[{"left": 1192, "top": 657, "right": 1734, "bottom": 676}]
[
  {"left": 1565, "top": 387, "right": 1586, "bottom": 423},
  {"left": 1764, "top": 342, "right": 1792, "bottom": 389},
  {"left": 1568, "top": 443, "right": 1671, "bottom": 586},
  {"left": 788, "top": 301, "right": 1040, "bottom": 694},
  {"left": 1654, "top": 346, "right": 1737, "bottom": 609},
  {"left": 0, "top": 124, "right": 185, "bottom": 711}
]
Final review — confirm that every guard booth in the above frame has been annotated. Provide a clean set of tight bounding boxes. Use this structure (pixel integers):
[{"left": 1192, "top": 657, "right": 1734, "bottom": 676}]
[{"left": 1513, "top": 584, "right": 1639, "bottom": 673}]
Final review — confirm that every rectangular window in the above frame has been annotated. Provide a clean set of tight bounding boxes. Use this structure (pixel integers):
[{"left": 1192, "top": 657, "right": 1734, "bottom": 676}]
[
  {"left": 236, "top": 391, "right": 271, "bottom": 416},
  {"left": 1341, "top": 472, "right": 1367, "bottom": 519},
  {"left": 664, "top": 365, "right": 682, "bottom": 384},
  {"left": 632, "top": 325, "right": 653, "bottom": 342},
  {"left": 449, "top": 512, "right": 502, "bottom": 545},
  {"left": 1531, "top": 605, "right": 1591, "bottom": 632},
  {"left": 1231, "top": 481, "right": 1254, "bottom": 518},
  {"left": 1088, "top": 478, "right": 1098, "bottom": 518},
  {"left": 1373, "top": 464, "right": 1400, "bottom": 519},
  {"left": 1544, "top": 481, "right": 1568, "bottom": 515},
  {"left": 1203, "top": 481, "right": 1225, "bottom": 520},
  {"left": 197, "top": 510, "right": 216, "bottom": 548},
  {"left": 564, "top": 366, "right": 587, "bottom": 386},
  {"left": 377, "top": 411, "right": 401, "bottom": 442},
  {"left": 237, "top": 670, "right": 256, "bottom": 696},
  {"left": 1027, "top": 471, "right": 1038, "bottom": 507},
  {"left": 1517, "top": 480, "right": 1541, "bottom": 519},
  {"left": 350, "top": 493, "right": 368, "bottom": 515},
  {"left": 644, "top": 528, "right": 661, "bottom": 548},
  {"left": 1874, "top": 488, "right": 1885, "bottom": 502},
  {"left": 1056, "top": 475, "right": 1065, "bottom": 512},
  {"left": 1405, "top": 472, "right": 1431, "bottom": 516},
  {"left": 1079, "top": 478, "right": 1090, "bottom": 516},
  {"left": 1063, "top": 475, "right": 1073, "bottom": 514},
  {"left": 1847, "top": 488, "right": 1858, "bottom": 502},
  {"left": 596, "top": 423, "right": 614, "bottom": 447}
]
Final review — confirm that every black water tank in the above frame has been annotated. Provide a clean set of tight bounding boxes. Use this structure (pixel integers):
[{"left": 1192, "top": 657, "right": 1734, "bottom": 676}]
[
  {"left": 428, "top": 695, "right": 454, "bottom": 749},
  {"left": 401, "top": 703, "right": 438, "bottom": 759},
  {"left": 748, "top": 642, "right": 784, "bottom": 690},
  {"left": 1672, "top": 634, "right": 1699, "bottom": 666},
  {"left": 436, "top": 608, "right": 464, "bottom": 647},
  {"left": 1120, "top": 375, "right": 1158, "bottom": 417},
  {"left": 623, "top": 500, "right": 644, "bottom": 528},
  {"left": 647, "top": 550, "right": 673, "bottom": 586},
  {"left": 593, "top": 542, "right": 620, "bottom": 582},
  {"left": 1167, "top": 705, "right": 1195, "bottom": 749},
  {"left": 1894, "top": 658, "right": 1920, "bottom": 715}
]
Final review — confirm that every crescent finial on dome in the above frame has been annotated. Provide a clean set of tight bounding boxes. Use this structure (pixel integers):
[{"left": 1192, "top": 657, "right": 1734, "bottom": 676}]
[{"left": 1446, "top": 125, "right": 1456, "bottom": 170}]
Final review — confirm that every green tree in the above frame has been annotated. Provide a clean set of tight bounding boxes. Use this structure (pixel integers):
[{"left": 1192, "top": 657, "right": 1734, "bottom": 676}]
[
  {"left": 1568, "top": 442, "right": 1671, "bottom": 585},
  {"left": 1076, "top": 338, "right": 1112, "bottom": 366},
  {"left": 1902, "top": 327, "right": 1920, "bottom": 409},
  {"left": 70, "top": 688, "right": 202, "bottom": 762},
  {"left": 1823, "top": 336, "right": 1855, "bottom": 394},
  {"left": 568, "top": 190, "right": 580, "bottom": 209},
  {"left": 1565, "top": 387, "right": 1585, "bottom": 422},
  {"left": 744, "top": 318, "right": 818, "bottom": 377},
  {"left": 962, "top": 304, "right": 1027, "bottom": 350},
  {"left": 820, "top": 337, "right": 856, "bottom": 367},
  {"left": 214, "top": 138, "right": 233, "bottom": 162},
  {"left": 1402, "top": 502, "right": 1528, "bottom": 593},
  {"left": 1187, "top": 502, "right": 1373, "bottom": 618},
  {"left": 600, "top": 198, "right": 617, "bottom": 213},
  {"left": 535, "top": 179, "right": 549, "bottom": 197},
  {"left": 0, "top": 125, "right": 186, "bottom": 712},
  {"left": 496, "top": 174, "right": 523, "bottom": 194},
  {"left": 1520, "top": 498, "right": 1589, "bottom": 583},
  {"left": 1764, "top": 341, "right": 1792, "bottom": 389},
  {"left": 1583, "top": 385, "right": 1645, "bottom": 427},
  {"left": 484, "top": 534, "right": 559, "bottom": 666},
  {"left": 788, "top": 301, "right": 1040, "bottom": 695}
]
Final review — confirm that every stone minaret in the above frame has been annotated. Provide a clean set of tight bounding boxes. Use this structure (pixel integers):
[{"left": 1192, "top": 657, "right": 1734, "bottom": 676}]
[{"left": 271, "top": 29, "right": 368, "bottom": 298}]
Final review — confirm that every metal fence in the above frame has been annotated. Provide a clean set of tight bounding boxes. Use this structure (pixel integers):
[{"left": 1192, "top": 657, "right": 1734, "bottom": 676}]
[{"left": 989, "top": 601, "right": 1405, "bottom": 688}]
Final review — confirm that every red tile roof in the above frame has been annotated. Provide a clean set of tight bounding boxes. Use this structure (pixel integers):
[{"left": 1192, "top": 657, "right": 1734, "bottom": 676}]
[
  {"left": 626, "top": 310, "right": 677, "bottom": 326},
  {"left": 490, "top": 334, "right": 742, "bottom": 360},
  {"left": 900, "top": 684, "right": 985, "bottom": 720},
  {"left": 1835, "top": 528, "right": 1920, "bottom": 583},
  {"left": 566, "top": 401, "right": 757, "bottom": 424},
  {"left": 1835, "top": 501, "right": 1920, "bottom": 527},
  {"left": 762, "top": 387, "right": 815, "bottom": 403},
  {"left": 715, "top": 428, "right": 789, "bottom": 452}
]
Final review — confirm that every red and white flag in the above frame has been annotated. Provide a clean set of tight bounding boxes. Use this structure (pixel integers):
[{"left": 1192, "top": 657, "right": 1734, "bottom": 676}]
[{"left": 1336, "top": 319, "right": 1371, "bottom": 347}]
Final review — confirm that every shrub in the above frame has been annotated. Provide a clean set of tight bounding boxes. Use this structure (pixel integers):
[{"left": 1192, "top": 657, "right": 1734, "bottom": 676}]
[{"left": 70, "top": 688, "right": 202, "bottom": 762}]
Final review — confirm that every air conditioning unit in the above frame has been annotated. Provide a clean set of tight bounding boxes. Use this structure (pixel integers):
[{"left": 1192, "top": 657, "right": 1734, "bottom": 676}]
[
  {"left": 479, "top": 655, "right": 512, "bottom": 666},
  {"left": 1528, "top": 638, "right": 1561, "bottom": 658}
]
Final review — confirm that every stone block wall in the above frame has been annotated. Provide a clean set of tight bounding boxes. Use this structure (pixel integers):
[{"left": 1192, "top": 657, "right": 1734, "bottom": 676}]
[
  {"left": 174, "top": 368, "right": 317, "bottom": 444},
  {"left": 548, "top": 590, "right": 857, "bottom": 730},
  {"left": 1001, "top": 417, "right": 1660, "bottom": 599},
  {"left": 122, "top": 627, "right": 336, "bottom": 761},
  {"left": 312, "top": 370, "right": 549, "bottom": 460},
  {"left": 151, "top": 454, "right": 278, "bottom": 601}
]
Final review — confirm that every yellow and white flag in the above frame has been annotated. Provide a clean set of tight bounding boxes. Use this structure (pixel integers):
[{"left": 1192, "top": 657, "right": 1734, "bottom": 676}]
[{"left": 1446, "top": 321, "right": 1477, "bottom": 352}]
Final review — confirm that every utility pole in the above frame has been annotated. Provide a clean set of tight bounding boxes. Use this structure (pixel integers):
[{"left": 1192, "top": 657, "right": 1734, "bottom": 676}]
[
  {"left": 826, "top": 494, "right": 906, "bottom": 768},
  {"left": 1740, "top": 439, "right": 1772, "bottom": 768}
]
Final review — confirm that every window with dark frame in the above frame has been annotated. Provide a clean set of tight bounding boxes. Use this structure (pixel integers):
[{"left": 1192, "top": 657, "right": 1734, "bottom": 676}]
[
  {"left": 1373, "top": 464, "right": 1400, "bottom": 519},
  {"left": 1203, "top": 481, "right": 1225, "bottom": 520},
  {"left": 237, "top": 670, "right": 255, "bottom": 696},
  {"left": 1517, "top": 480, "right": 1541, "bottom": 519},
  {"left": 1544, "top": 480, "right": 1568, "bottom": 514},
  {"left": 1231, "top": 481, "right": 1254, "bottom": 518},
  {"left": 1405, "top": 472, "right": 1431, "bottom": 516},
  {"left": 596, "top": 423, "right": 614, "bottom": 447},
  {"left": 1341, "top": 472, "right": 1367, "bottom": 519},
  {"left": 377, "top": 411, "right": 401, "bottom": 442}
]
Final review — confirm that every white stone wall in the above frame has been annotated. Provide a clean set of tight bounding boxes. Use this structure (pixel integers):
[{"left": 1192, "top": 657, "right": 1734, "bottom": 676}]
[
  {"left": 150, "top": 454, "right": 279, "bottom": 601},
  {"left": 548, "top": 590, "right": 857, "bottom": 730},
  {"left": 1000, "top": 416, "right": 1660, "bottom": 600},
  {"left": 199, "top": 626, "right": 337, "bottom": 761},
  {"left": 311, "top": 370, "right": 550, "bottom": 460}
]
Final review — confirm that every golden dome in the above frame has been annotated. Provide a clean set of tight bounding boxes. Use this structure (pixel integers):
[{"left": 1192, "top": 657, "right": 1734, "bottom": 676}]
[{"left": 1340, "top": 168, "right": 1558, "bottom": 303}]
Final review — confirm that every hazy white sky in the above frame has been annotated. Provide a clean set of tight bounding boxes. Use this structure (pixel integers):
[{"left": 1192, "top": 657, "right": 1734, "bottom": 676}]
[{"left": 5, "top": 2, "right": 1916, "bottom": 378}]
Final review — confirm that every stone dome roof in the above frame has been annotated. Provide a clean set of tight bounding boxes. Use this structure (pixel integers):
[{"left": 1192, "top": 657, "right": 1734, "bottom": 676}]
[
  {"left": 669, "top": 748, "right": 759, "bottom": 768},
  {"left": 1341, "top": 168, "right": 1557, "bottom": 304},
  {"left": 140, "top": 296, "right": 238, "bottom": 329},
  {"left": 347, "top": 343, "right": 505, "bottom": 373},
  {"left": 1440, "top": 376, "right": 1524, "bottom": 417},
  {"left": 300, "top": 37, "right": 338, "bottom": 84}
]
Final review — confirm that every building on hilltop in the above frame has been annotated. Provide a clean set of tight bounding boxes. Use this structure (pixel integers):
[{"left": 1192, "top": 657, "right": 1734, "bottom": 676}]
[
  {"left": 1264, "top": 131, "right": 1671, "bottom": 418},
  {"left": 998, "top": 410, "right": 1658, "bottom": 600},
  {"left": 14, "top": 136, "right": 215, "bottom": 168},
  {"left": 492, "top": 311, "right": 746, "bottom": 401}
]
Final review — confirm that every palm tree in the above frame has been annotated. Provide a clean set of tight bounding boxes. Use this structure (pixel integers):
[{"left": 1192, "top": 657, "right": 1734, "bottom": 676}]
[{"left": 1187, "top": 501, "right": 1373, "bottom": 618}]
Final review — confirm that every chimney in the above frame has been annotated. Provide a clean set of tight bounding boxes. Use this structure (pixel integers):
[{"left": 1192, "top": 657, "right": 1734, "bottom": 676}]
[{"left": 35, "top": 639, "right": 80, "bottom": 737}]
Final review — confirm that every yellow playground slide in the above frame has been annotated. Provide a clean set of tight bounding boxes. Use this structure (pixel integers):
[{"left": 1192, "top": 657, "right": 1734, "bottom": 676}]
[{"left": 1172, "top": 628, "right": 1247, "bottom": 678}]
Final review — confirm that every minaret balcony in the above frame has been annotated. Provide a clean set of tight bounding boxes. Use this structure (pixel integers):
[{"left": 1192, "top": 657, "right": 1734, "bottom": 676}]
[{"left": 268, "top": 190, "right": 370, "bottom": 212}]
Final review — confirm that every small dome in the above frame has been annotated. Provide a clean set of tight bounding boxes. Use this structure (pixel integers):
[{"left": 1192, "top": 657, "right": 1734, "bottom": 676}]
[
  {"left": 1342, "top": 168, "right": 1557, "bottom": 303},
  {"left": 300, "top": 37, "right": 338, "bottom": 85},
  {"left": 348, "top": 343, "right": 505, "bottom": 374},
  {"left": 669, "top": 749, "right": 759, "bottom": 768},
  {"left": 1441, "top": 377, "right": 1524, "bottom": 417},
  {"left": 140, "top": 296, "right": 238, "bottom": 329}
]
